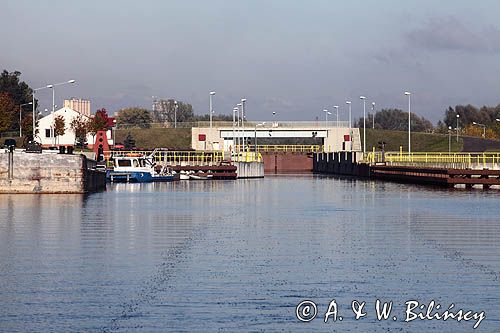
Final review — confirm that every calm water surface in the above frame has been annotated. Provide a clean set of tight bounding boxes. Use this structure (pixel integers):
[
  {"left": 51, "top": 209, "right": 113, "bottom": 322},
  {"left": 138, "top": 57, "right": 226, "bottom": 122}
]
[{"left": 0, "top": 175, "right": 499, "bottom": 332}]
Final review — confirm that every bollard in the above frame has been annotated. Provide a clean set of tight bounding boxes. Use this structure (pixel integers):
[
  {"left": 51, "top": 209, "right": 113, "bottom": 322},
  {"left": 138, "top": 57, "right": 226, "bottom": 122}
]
[{"left": 8, "top": 145, "right": 14, "bottom": 179}]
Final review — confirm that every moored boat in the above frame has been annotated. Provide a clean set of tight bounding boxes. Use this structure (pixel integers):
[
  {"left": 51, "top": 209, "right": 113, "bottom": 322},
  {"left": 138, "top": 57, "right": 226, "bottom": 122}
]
[{"left": 106, "top": 154, "right": 176, "bottom": 183}]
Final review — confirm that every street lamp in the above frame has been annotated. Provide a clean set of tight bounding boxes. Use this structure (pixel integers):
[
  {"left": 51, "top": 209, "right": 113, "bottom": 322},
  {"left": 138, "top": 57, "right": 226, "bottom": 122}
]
[
  {"left": 360, "top": 96, "right": 366, "bottom": 155},
  {"left": 31, "top": 85, "right": 53, "bottom": 141},
  {"left": 241, "top": 98, "right": 247, "bottom": 152},
  {"left": 237, "top": 103, "right": 242, "bottom": 150},
  {"left": 346, "top": 101, "right": 352, "bottom": 128},
  {"left": 333, "top": 105, "right": 339, "bottom": 126},
  {"left": 254, "top": 122, "right": 266, "bottom": 154},
  {"left": 346, "top": 101, "right": 352, "bottom": 151},
  {"left": 232, "top": 107, "right": 238, "bottom": 152},
  {"left": 472, "top": 121, "right": 486, "bottom": 138},
  {"left": 47, "top": 79, "right": 76, "bottom": 145},
  {"left": 371, "top": 102, "right": 375, "bottom": 129},
  {"left": 448, "top": 126, "right": 452, "bottom": 153},
  {"left": 174, "top": 100, "right": 178, "bottom": 128},
  {"left": 323, "top": 109, "right": 331, "bottom": 128},
  {"left": 456, "top": 114, "right": 460, "bottom": 142},
  {"left": 209, "top": 91, "right": 216, "bottom": 129},
  {"left": 404, "top": 91, "right": 411, "bottom": 155},
  {"left": 19, "top": 102, "right": 33, "bottom": 137}
]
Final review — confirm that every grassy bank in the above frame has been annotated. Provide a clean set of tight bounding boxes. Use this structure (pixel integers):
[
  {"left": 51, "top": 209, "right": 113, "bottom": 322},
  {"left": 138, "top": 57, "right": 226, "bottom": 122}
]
[
  {"left": 114, "top": 128, "right": 191, "bottom": 150},
  {"left": 361, "top": 129, "right": 463, "bottom": 152}
]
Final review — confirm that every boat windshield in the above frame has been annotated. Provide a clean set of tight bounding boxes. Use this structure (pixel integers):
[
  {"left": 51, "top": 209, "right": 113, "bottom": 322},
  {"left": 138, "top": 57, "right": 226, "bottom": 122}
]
[{"left": 117, "top": 159, "right": 132, "bottom": 167}]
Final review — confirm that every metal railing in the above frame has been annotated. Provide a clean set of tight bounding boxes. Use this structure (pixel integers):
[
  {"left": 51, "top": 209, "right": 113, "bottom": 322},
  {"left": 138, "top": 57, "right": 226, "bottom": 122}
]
[
  {"left": 232, "top": 151, "right": 263, "bottom": 163},
  {"left": 236, "top": 144, "right": 324, "bottom": 153},
  {"left": 365, "top": 151, "right": 500, "bottom": 169},
  {"left": 105, "top": 150, "right": 225, "bottom": 166},
  {"left": 105, "top": 149, "right": 264, "bottom": 164},
  {"left": 116, "top": 120, "right": 350, "bottom": 129}
]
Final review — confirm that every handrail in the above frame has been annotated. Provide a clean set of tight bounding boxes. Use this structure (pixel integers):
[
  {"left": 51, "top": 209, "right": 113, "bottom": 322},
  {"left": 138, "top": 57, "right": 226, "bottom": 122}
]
[
  {"left": 104, "top": 150, "right": 225, "bottom": 166},
  {"left": 364, "top": 151, "right": 500, "bottom": 168},
  {"left": 235, "top": 144, "right": 324, "bottom": 153}
]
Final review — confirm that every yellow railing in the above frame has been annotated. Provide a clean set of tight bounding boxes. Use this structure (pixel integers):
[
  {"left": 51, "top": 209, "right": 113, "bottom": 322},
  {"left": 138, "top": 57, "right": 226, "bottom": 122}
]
[
  {"left": 365, "top": 151, "right": 500, "bottom": 168},
  {"left": 235, "top": 145, "right": 324, "bottom": 153},
  {"left": 232, "top": 151, "right": 263, "bottom": 163},
  {"left": 105, "top": 150, "right": 225, "bottom": 166}
]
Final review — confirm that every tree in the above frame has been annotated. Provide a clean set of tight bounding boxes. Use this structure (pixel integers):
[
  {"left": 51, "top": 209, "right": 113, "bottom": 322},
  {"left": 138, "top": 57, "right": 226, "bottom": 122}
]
[
  {"left": 53, "top": 115, "right": 65, "bottom": 145},
  {"left": 0, "top": 70, "right": 35, "bottom": 131},
  {"left": 116, "top": 107, "right": 152, "bottom": 128},
  {"left": 88, "top": 108, "right": 110, "bottom": 142},
  {"left": 70, "top": 115, "right": 90, "bottom": 147},
  {"left": 0, "top": 92, "right": 16, "bottom": 134},
  {"left": 355, "top": 108, "right": 433, "bottom": 132},
  {"left": 152, "top": 99, "right": 194, "bottom": 124},
  {"left": 124, "top": 132, "right": 136, "bottom": 149}
]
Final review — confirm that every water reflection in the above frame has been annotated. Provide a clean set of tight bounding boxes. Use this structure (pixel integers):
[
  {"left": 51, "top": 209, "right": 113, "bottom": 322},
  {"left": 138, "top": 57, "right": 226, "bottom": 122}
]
[{"left": 0, "top": 177, "right": 499, "bottom": 332}]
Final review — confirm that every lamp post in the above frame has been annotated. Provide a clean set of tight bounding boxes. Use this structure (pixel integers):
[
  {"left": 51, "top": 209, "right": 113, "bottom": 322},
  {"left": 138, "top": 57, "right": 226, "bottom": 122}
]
[
  {"left": 371, "top": 102, "right": 375, "bottom": 129},
  {"left": 346, "top": 101, "right": 352, "bottom": 151},
  {"left": 32, "top": 85, "right": 53, "bottom": 141},
  {"left": 254, "top": 122, "right": 265, "bottom": 155},
  {"left": 323, "top": 109, "right": 331, "bottom": 128},
  {"left": 404, "top": 91, "right": 411, "bottom": 155},
  {"left": 448, "top": 126, "right": 452, "bottom": 153},
  {"left": 456, "top": 114, "right": 460, "bottom": 142},
  {"left": 209, "top": 91, "right": 216, "bottom": 129},
  {"left": 360, "top": 96, "right": 366, "bottom": 155},
  {"left": 174, "top": 100, "right": 178, "bottom": 128},
  {"left": 472, "top": 121, "right": 486, "bottom": 138},
  {"left": 236, "top": 103, "right": 242, "bottom": 151},
  {"left": 232, "top": 107, "right": 238, "bottom": 153},
  {"left": 47, "top": 79, "right": 76, "bottom": 145},
  {"left": 333, "top": 105, "right": 339, "bottom": 126},
  {"left": 241, "top": 98, "right": 246, "bottom": 152},
  {"left": 19, "top": 102, "right": 33, "bottom": 137}
]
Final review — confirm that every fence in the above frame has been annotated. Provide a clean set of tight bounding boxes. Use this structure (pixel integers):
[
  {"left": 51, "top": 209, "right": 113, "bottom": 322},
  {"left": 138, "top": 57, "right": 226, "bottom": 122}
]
[
  {"left": 365, "top": 151, "right": 500, "bottom": 169},
  {"left": 236, "top": 145, "right": 323, "bottom": 153}
]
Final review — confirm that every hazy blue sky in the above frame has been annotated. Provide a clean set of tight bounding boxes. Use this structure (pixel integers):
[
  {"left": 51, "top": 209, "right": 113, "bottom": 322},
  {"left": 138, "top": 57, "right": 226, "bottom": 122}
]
[{"left": 2, "top": 0, "right": 500, "bottom": 122}]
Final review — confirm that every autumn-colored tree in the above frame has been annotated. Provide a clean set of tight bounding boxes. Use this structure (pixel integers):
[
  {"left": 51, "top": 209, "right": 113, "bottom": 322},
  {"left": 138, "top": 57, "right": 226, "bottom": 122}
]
[
  {"left": 88, "top": 108, "right": 110, "bottom": 143},
  {"left": 53, "top": 115, "right": 65, "bottom": 145},
  {"left": 0, "top": 92, "right": 16, "bottom": 134},
  {"left": 70, "top": 115, "right": 90, "bottom": 147}
]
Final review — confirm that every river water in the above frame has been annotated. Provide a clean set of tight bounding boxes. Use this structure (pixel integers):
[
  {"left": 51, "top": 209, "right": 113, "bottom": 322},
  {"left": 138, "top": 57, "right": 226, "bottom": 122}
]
[{"left": 0, "top": 175, "right": 499, "bottom": 332}]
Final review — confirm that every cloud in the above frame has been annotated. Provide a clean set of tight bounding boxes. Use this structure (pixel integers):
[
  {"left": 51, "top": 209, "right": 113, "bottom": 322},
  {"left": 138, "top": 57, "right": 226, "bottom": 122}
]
[{"left": 406, "top": 17, "right": 500, "bottom": 54}]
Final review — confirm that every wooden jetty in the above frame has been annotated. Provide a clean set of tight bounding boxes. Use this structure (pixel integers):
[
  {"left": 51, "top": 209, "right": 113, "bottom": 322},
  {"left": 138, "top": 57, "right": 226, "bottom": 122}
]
[{"left": 371, "top": 165, "right": 500, "bottom": 188}]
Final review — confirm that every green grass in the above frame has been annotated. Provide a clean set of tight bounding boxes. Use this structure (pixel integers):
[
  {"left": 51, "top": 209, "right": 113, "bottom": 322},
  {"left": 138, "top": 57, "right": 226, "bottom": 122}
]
[
  {"left": 361, "top": 129, "right": 464, "bottom": 152},
  {"left": 114, "top": 128, "right": 191, "bottom": 150}
]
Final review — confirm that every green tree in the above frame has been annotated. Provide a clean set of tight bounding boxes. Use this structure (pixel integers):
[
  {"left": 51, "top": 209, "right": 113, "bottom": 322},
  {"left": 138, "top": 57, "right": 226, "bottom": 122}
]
[
  {"left": 0, "top": 92, "right": 16, "bottom": 134},
  {"left": 70, "top": 114, "right": 90, "bottom": 147},
  {"left": 53, "top": 115, "right": 65, "bottom": 145},
  {"left": 116, "top": 107, "right": 152, "bottom": 129},
  {"left": 152, "top": 99, "right": 194, "bottom": 124},
  {"left": 355, "top": 108, "right": 433, "bottom": 132},
  {"left": 124, "top": 132, "right": 136, "bottom": 149},
  {"left": 0, "top": 70, "right": 35, "bottom": 131}
]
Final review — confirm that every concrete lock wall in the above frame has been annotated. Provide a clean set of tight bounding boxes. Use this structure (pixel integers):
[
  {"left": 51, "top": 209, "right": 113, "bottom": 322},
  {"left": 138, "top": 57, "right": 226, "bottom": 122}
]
[
  {"left": 235, "top": 161, "right": 264, "bottom": 178},
  {"left": 0, "top": 152, "right": 106, "bottom": 193},
  {"left": 313, "top": 152, "right": 370, "bottom": 177}
]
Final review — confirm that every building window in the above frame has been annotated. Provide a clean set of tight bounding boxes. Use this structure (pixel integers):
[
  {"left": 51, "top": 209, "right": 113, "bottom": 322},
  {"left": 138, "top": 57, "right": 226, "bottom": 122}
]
[{"left": 45, "top": 129, "right": 51, "bottom": 138}]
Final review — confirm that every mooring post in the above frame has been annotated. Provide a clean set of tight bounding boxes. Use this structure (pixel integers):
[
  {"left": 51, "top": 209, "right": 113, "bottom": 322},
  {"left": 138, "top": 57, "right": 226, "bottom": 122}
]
[{"left": 8, "top": 145, "right": 14, "bottom": 179}]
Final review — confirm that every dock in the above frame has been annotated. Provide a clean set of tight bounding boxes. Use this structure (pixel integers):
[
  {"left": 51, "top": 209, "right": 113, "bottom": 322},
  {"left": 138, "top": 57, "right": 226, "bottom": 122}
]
[{"left": 314, "top": 151, "right": 500, "bottom": 189}]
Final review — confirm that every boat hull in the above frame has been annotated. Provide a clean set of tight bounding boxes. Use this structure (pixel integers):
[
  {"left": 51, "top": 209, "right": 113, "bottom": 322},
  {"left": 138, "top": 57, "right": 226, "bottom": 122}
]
[{"left": 106, "top": 171, "right": 175, "bottom": 183}]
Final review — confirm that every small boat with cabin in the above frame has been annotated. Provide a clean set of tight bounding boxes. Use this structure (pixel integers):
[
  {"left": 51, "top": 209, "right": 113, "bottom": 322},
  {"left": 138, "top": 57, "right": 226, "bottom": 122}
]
[{"left": 106, "top": 153, "right": 177, "bottom": 183}]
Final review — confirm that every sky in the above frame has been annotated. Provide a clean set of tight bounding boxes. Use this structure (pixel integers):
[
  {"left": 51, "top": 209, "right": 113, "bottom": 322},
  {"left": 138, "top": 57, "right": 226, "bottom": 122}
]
[{"left": 2, "top": 0, "right": 500, "bottom": 123}]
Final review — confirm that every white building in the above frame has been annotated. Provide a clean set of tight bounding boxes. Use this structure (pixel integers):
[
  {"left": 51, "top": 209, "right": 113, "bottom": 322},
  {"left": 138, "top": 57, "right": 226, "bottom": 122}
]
[{"left": 37, "top": 107, "right": 113, "bottom": 148}]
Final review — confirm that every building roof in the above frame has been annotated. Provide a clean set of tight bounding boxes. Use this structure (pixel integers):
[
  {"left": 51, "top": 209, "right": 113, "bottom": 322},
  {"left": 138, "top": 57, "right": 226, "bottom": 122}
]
[{"left": 39, "top": 107, "right": 91, "bottom": 120}]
